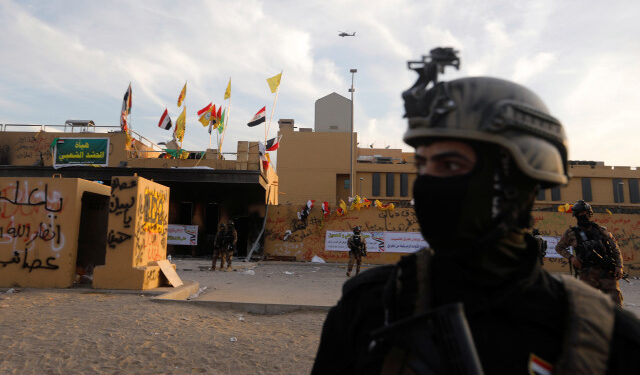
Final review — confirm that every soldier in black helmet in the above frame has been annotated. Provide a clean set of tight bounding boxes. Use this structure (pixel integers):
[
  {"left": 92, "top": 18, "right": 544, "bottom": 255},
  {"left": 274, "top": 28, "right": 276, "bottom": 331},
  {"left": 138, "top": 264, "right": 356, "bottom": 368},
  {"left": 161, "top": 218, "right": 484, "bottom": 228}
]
[
  {"left": 556, "top": 200, "right": 624, "bottom": 306},
  {"left": 312, "top": 48, "right": 640, "bottom": 374},
  {"left": 346, "top": 226, "right": 367, "bottom": 277},
  {"left": 223, "top": 220, "right": 237, "bottom": 271},
  {"left": 211, "top": 223, "right": 226, "bottom": 271}
]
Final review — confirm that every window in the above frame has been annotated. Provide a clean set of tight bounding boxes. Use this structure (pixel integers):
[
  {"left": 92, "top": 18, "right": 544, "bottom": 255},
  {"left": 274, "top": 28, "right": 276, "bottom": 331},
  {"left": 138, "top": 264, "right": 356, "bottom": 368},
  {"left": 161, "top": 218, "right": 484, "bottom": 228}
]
[
  {"left": 386, "top": 173, "right": 395, "bottom": 197},
  {"left": 613, "top": 179, "right": 624, "bottom": 203},
  {"left": 329, "top": 125, "right": 338, "bottom": 130},
  {"left": 344, "top": 179, "right": 350, "bottom": 190},
  {"left": 581, "top": 178, "right": 592, "bottom": 202},
  {"left": 400, "top": 173, "right": 409, "bottom": 197},
  {"left": 630, "top": 179, "right": 640, "bottom": 203},
  {"left": 179, "top": 202, "right": 193, "bottom": 225},
  {"left": 372, "top": 173, "right": 380, "bottom": 196},
  {"left": 536, "top": 189, "right": 546, "bottom": 201},
  {"left": 551, "top": 187, "right": 561, "bottom": 201}
]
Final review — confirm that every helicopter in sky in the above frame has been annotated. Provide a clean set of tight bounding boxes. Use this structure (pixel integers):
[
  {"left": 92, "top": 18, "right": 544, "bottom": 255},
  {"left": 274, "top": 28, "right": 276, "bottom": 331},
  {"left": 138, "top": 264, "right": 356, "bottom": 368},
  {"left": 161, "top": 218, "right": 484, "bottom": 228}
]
[{"left": 338, "top": 31, "right": 356, "bottom": 37}]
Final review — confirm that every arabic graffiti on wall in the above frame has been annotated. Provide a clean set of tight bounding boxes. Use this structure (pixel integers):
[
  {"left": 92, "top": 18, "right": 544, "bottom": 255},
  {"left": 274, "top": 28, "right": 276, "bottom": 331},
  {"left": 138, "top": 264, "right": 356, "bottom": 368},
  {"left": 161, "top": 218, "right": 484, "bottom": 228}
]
[
  {"left": 265, "top": 205, "right": 640, "bottom": 274},
  {"left": 0, "top": 180, "right": 67, "bottom": 279},
  {"left": 134, "top": 183, "right": 169, "bottom": 267}
]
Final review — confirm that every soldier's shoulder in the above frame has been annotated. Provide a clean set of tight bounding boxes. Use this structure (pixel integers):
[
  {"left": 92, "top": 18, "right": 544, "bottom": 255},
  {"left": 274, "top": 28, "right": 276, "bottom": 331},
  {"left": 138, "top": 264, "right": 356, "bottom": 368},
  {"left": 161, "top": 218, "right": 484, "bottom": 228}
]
[{"left": 342, "top": 264, "right": 395, "bottom": 297}]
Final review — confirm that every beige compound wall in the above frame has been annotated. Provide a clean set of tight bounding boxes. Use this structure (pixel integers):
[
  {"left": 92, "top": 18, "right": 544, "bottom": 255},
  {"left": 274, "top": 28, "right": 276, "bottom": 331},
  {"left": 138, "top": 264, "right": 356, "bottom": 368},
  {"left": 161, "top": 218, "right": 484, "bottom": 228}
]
[
  {"left": 93, "top": 176, "right": 170, "bottom": 290},
  {"left": 0, "top": 177, "right": 110, "bottom": 288},
  {"left": 265, "top": 205, "right": 640, "bottom": 276},
  {"left": 0, "top": 131, "right": 128, "bottom": 168}
]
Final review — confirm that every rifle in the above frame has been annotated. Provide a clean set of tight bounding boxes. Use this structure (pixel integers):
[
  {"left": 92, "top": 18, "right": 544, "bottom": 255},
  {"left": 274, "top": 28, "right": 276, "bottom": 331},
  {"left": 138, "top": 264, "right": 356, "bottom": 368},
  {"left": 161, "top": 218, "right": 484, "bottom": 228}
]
[
  {"left": 370, "top": 303, "right": 484, "bottom": 375},
  {"left": 581, "top": 239, "right": 630, "bottom": 283}
]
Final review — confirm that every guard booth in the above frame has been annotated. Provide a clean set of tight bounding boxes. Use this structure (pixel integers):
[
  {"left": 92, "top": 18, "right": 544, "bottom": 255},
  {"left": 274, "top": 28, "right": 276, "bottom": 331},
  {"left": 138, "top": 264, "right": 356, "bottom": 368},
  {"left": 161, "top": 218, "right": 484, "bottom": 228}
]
[{"left": 0, "top": 177, "right": 110, "bottom": 288}]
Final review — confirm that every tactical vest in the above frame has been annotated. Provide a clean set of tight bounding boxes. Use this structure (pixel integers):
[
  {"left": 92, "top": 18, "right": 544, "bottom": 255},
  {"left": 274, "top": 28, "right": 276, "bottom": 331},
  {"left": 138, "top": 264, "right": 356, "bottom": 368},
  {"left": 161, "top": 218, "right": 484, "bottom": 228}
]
[
  {"left": 571, "top": 224, "right": 615, "bottom": 268},
  {"left": 378, "top": 249, "right": 615, "bottom": 375}
]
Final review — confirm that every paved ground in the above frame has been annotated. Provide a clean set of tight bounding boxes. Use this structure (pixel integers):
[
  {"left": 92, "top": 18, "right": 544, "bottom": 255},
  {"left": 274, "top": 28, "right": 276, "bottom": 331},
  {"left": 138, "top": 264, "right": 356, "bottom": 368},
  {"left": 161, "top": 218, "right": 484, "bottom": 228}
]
[
  {"left": 172, "top": 258, "right": 374, "bottom": 307},
  {"left": 172, "top": 257, "right": 640, "bottom": 317}
]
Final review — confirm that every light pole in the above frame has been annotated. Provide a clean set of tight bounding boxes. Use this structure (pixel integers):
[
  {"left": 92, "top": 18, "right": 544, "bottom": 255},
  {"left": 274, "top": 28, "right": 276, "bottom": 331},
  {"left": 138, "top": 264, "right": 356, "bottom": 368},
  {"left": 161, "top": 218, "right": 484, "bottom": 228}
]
[{"left": 349, "top": 68, "right": 357, "bottom": 198}]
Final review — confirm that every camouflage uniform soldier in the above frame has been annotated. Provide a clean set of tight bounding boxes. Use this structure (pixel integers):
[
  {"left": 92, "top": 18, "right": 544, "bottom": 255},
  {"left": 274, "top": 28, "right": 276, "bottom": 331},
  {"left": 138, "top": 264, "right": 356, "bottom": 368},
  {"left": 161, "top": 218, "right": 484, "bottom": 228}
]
[
  {"left": 222, "top": 220, "right": 238, "bottom": 271},
  {"left": 211, "top": 223, "right": 226, "bottom": 270},
  {"left": 346, "top": 226, "right": 367, "bottom": 277},
  {"left": 556, "top": 200, "right": 624, "bottom": 306}
]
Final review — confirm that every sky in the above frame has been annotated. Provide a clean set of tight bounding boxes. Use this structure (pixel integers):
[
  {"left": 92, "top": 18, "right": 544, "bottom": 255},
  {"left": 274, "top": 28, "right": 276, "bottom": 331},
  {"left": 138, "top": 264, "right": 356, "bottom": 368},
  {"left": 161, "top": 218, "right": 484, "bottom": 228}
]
[{"left": 1, "top": 0, "right": 639, "bottom": 167}]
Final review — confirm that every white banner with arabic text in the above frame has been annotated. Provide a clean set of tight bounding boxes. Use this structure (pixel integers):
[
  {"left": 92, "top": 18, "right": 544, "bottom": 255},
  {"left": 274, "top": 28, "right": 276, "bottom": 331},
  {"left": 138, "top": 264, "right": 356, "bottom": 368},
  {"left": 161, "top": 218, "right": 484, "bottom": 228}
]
[{"left": 324, "top": 231, "right": 428, "bottom": 253}]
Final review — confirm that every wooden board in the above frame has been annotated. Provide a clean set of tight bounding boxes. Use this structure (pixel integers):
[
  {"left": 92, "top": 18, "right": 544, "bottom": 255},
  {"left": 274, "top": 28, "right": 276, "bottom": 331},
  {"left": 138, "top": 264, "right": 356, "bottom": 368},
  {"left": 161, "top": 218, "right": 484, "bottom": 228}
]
[{"left": 157, "top": 259, "right": 183, "bottom": 287}]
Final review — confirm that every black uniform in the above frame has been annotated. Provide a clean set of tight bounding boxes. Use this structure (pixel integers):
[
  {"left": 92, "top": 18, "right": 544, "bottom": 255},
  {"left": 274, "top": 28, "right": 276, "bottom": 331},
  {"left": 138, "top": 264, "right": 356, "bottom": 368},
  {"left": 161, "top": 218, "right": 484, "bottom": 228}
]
[{"left": 312, "top": 239, "right": 640, "bottom": 374}]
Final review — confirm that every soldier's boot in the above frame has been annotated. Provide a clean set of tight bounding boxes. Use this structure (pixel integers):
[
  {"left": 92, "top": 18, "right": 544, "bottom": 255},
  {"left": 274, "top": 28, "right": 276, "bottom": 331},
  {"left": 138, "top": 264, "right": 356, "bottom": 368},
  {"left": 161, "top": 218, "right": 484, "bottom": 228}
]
[
  {"left": 346, "top": 257, "right": 354, "bottom": 277},
  {"left": 355, "top": 257, "right": 362, "bottom": 275},
  {"left": 226, "top": 253, "right": 233, "bottom": 271},
  {"left": 220, "top": 255, "right": 226, "bottom": 271},
  {"left": 211, "top": 254, "right": 218, "bottom": 271}
]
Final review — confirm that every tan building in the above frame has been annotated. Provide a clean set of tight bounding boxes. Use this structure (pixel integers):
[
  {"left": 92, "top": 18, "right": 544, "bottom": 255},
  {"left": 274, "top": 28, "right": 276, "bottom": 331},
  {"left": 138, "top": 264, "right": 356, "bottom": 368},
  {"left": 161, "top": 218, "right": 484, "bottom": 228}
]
[
  {"left": 277, "top": 119, "right": 415, "bottom": 207},
  {"left": 278, "top": 119, "right": 640, "bottom": 212}
]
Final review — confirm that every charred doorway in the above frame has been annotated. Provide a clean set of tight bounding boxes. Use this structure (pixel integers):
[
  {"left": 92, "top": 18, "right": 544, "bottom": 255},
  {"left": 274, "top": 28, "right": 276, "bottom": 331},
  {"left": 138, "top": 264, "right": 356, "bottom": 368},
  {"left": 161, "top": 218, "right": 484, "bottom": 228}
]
[{"left": 76, "top": 192, "right": 109, "bottom": 285}]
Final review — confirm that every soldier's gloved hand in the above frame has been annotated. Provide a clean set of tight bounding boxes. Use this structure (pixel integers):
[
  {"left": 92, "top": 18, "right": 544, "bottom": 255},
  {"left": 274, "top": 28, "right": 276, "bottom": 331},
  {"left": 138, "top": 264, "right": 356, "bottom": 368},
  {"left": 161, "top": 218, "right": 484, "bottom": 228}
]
[
  {"left": 570, "top": 255, "right": 582, "bottom": 269},
  {"left": 615, "top": 267, "right": 623, "bottom": 280}
]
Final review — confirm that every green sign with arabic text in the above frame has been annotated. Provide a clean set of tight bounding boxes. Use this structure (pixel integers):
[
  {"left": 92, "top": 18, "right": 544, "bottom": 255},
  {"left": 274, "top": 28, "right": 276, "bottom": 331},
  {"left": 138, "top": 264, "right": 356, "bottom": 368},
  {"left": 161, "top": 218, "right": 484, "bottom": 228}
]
[{"left": 54, "top": 138, "right": 109, "bottom": 167}]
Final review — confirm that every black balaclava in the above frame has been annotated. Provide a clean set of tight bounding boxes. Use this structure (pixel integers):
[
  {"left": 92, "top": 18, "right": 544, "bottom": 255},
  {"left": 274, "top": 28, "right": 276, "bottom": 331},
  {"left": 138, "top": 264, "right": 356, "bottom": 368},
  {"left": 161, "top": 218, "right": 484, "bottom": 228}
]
[
  {"left": 577, "top": 214, "right": 591, "bottom": 227},
  {"left": 413, "top": 141, "right": 538, "bottom": 259}
]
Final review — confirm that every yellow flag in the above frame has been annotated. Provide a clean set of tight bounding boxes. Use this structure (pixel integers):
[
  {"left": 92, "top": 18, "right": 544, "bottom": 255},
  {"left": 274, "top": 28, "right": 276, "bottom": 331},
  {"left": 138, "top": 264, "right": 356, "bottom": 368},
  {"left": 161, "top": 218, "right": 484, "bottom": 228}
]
[
  {"left": 266, "top": 72, "right": 282, "bottom": 93},
  {"left": 224, "top": 78, "right": 231, "bottom": 100},
  {"left": 340, "top": 199, "right": 348, "bottom": 213},
  {"left": 175, "top": 107, "right": 186, "bottom": 142},
  {"left": 177, "top": 82, "right": 187, "bottom": 107}
]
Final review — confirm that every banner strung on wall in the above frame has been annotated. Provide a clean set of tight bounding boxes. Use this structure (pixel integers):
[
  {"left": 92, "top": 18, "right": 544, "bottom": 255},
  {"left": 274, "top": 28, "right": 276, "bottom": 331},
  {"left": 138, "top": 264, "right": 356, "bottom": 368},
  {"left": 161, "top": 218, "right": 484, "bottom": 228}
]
[
  {"left": 54, "top": 138, "right": 109, "bottom": 167},
  {"left": 325, "top": 231, "right": 428, "bottom": 253},
  {"left": 167, "top": 224, "right": 198, "bottom": 245},
  {"left": 325, "top": 232, "right": 563, "bottom": 257}
]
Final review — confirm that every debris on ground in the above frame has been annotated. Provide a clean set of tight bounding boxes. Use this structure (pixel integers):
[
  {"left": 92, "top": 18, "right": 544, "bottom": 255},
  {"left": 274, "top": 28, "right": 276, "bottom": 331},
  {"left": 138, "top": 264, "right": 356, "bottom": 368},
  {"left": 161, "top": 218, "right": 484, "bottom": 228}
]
[
  {"left": 187, "top": 286, "right": 208, "bottom": 300},
  {"left": 284, "top": 271, "right": 294, "bottom": 275},
  {"left": 230, "top": 337, "right": 237, "bottom": 342},
  {"left": 242, "top": 270, "right": 256, "bottom": 275},
  {"left": 311, "top": 255, "right": 326, "bottom": 263}
]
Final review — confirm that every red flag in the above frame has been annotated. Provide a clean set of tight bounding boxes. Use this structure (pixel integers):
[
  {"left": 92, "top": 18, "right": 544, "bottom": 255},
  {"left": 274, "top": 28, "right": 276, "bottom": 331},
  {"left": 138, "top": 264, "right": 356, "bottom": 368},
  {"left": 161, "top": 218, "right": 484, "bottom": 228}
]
[{"left": 321, "top": 201, "right": 330, "bottom": 217}]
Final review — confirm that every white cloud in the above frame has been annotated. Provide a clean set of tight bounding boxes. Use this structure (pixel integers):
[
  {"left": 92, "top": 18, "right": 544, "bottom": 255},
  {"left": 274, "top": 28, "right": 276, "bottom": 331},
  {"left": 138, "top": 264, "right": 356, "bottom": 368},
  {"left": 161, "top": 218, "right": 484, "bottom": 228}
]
[
  {"left": 511, "top": 52, "right": 556, "bottom": 83},
  {"left": 0, "top": 0, "right": 639, "bottom": 168}
]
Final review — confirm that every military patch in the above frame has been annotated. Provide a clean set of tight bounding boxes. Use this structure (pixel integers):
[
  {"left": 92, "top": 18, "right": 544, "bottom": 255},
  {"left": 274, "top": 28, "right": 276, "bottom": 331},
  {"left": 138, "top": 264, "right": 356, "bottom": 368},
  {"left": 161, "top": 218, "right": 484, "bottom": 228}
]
[{"left": 529, "top": 353, "right": 553, "bottom": 375}]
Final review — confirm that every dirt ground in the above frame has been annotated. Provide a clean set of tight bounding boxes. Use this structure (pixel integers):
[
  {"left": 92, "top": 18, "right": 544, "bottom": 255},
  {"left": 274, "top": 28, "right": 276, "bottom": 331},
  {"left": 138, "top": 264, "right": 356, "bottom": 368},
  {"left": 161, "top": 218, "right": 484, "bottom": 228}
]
[
  {"left": 2, "top": 259, "right": 640, "bottom": 375},
  {"left": 0, "top": 289, "right": 325, "bottom": 375}
]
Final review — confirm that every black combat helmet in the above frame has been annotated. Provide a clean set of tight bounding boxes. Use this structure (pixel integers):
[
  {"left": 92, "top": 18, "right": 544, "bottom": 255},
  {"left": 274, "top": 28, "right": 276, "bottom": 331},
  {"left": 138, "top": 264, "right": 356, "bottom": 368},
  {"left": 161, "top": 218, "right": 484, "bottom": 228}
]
[
  {"left": 353, "top": 226, "right": 361, "bottom": 234},
  {"left": 572, "top": 200, "right": 593, "bottom": 217},
  {"left": 403, "top": 48, "right": 569, "bottom": 188}
]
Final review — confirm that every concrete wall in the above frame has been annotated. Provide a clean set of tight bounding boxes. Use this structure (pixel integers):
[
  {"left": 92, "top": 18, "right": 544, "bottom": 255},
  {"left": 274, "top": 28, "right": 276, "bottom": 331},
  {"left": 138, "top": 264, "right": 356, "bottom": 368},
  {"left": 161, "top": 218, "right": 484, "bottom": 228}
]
[
  {"left": 264, "top": 205, "right": 640, "bottom": 276},
  {"left": 315, "top": 92, "right": 351, "bottom": 132},
  {"left": 0, "top": 177, "right": 110, "bottom": 288},
  {"left": 0, "top": 131, "right": 128, "bottom": 168},
  {"left": 93, "top": 176, "right": 170, "bottom": 290}
]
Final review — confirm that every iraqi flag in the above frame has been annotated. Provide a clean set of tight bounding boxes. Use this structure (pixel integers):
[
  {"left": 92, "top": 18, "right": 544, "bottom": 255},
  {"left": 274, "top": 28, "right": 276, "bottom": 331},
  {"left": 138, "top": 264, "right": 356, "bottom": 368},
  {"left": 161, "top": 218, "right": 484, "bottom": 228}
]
[
  {"left": 247, "top": 106, "right": 266, "bottom": 127},
  {"left": 265, "top": 135, "right": 282, "bottom": 151},
  {"left": 158, "top": 108, "right": 172, "bottom": 130}
]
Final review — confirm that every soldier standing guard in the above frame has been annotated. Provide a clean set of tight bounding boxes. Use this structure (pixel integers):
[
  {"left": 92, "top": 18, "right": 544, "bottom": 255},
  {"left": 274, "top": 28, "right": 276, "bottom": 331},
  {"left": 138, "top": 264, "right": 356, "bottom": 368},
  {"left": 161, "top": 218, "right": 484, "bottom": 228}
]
[
  {"left": 556, "top": 200, "right": 624, "bottom": 306},
  {"left": 223, "top": 220, "right": 238, "bottom": 271},
  {"left": 312, "top": 48, "right": 640, "bottom": 374},
  {"left": 211, "top": 223, "right": 226, "bottom": 271},
  {"left": 346, "top": 226, "right": 367, "bottom": 277}
]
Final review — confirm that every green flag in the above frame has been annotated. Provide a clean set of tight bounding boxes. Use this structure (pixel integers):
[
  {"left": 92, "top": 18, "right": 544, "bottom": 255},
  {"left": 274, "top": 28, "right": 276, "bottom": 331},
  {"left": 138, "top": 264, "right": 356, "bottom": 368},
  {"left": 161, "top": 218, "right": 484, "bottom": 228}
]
[{"left": 218, "top": 108, "right": 226, "bottom": 134}]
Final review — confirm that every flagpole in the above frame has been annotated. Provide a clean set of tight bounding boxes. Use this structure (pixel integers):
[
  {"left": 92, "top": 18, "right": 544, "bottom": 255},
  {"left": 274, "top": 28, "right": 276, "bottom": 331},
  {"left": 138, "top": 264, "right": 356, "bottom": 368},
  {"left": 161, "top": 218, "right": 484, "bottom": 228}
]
[
  {"left": 266, "top": 71, "right": 282, "bottom": 143},
  {"left": 219, "top": 95, "right": 232, "bottom": 153}
]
